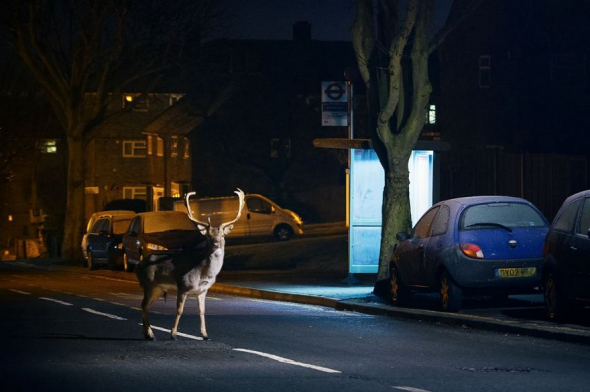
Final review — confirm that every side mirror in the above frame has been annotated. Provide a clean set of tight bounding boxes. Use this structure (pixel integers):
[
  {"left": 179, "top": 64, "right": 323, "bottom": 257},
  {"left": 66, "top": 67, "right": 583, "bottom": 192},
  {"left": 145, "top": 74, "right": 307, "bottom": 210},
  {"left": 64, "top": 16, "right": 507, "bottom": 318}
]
[
  {"left": 396, "top": 232, "right": 409, "bottom": 242},
  {"left": 271, "top": 206, "right": 276, "bottom": 214},
  {"left": 99, "top": 230, "right": 109, "bottom": 236},
  {"left": 587, "top": 228, "right": 590, "bottom": 240}
]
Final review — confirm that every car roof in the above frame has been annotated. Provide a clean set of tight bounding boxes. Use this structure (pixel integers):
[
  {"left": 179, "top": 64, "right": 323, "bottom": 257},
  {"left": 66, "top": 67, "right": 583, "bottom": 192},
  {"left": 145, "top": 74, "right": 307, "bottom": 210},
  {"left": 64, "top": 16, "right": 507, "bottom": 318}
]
[
  {"left": 136, "top": 211, "right": 189, "bottom": 217},
  {"left": 562, "top": 189, "right": 590, "bottom": 204},
  {"left": 437, "top": 196, "right": 532, "bottom": 208}
]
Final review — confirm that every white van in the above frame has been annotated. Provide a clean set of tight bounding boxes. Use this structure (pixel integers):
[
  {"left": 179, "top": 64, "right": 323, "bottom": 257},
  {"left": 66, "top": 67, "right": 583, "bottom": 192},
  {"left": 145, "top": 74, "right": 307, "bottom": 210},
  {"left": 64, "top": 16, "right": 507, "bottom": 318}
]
[{"left": 174, "top": 194, "right": 303, "bottom": 241}]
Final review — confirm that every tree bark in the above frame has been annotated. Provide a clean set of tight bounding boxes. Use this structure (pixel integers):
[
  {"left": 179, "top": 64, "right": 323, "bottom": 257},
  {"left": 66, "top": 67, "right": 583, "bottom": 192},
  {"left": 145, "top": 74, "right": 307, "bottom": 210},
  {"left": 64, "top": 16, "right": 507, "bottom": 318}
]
[{"left": 61, "top": 134, "right": 86, "bottom": 261}]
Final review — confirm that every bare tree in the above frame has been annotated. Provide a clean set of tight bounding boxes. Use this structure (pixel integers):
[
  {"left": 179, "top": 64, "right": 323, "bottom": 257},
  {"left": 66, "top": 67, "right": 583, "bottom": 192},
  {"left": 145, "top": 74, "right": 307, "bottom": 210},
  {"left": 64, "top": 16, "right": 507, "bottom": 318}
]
[
  {"left": 2, "top": 0, "right": 221, "bottom": 260},
  {"left": 352, "top": 0, "right": 485, "bottom": 280}
]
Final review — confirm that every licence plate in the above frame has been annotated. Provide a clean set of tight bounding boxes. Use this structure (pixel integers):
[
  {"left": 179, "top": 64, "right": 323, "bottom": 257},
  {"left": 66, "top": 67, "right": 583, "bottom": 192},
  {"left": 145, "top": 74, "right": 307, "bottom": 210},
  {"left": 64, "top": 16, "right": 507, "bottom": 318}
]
[{"left": 496, "top": 267, "right": 537, "bottom": 278}]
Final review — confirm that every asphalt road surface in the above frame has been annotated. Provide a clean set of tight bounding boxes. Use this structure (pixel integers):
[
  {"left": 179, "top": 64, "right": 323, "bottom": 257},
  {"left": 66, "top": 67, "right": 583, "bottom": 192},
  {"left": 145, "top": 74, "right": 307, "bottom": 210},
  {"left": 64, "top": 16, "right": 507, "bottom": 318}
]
[{"left": 1, "top": 261, "right": 589, "bottom": 392}]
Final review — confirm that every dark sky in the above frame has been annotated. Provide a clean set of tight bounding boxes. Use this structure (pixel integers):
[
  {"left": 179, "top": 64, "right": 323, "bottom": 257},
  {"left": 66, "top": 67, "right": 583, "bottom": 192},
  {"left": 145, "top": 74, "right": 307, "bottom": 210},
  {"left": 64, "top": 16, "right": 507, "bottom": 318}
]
[{"left": 222, "top": 0, "right": 452, "bottom": 41}]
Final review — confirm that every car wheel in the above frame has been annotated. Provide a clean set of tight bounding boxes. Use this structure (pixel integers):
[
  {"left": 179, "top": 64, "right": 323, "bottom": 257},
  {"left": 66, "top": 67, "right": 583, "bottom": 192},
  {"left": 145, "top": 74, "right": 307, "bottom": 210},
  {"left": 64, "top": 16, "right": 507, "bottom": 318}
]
[
  {"left": 389, "top": 264, "right": 408, "bottom": 306},
  {"left": 544, "top": 272, "right": 570, "bottom": 321},
  {"left": 274, "top": 225, "right": 293, "bottom": 241},
  {"left": 439, "top": 270, "right": 462, "bottom": 312},
  {"left": 87, "top": 252, "right": 97, "bottom": 270}
]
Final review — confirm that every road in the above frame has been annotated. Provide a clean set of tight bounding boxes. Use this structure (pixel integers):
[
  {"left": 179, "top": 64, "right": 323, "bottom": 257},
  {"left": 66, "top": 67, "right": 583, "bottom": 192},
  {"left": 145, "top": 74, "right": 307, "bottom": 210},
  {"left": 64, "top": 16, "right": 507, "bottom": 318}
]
[{"left": 1, "top": 261, "right": 590, "bottom": 392}]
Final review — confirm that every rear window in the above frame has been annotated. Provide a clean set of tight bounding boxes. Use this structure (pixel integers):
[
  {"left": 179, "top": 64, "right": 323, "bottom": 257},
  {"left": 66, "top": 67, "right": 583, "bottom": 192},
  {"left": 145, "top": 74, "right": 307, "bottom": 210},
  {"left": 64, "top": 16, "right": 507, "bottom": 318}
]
[
  {"left": 144, "top": 213, "right": 198, "bottom": 234},
  {"left": 460, "top": 203, "right": 547, "bottom": 230}
]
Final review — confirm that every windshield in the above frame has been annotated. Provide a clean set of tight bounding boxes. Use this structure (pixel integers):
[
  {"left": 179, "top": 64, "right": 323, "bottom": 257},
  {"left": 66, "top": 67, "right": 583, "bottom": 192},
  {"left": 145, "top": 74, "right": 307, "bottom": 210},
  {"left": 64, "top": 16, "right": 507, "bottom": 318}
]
[
  {"left": 460, "top": 203, "right": 547, "bottom": 230},
  {"left": 144, "top": 213, "right": 198, "bottom": 234},
  {"left": 113, "top": 218, "right": 133, "bottom": 235}
]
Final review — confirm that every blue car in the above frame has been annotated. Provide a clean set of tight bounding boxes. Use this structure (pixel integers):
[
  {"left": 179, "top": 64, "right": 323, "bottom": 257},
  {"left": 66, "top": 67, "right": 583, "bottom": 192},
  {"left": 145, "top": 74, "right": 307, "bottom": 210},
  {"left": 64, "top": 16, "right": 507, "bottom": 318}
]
[{"left": 390, "top": 196, "right": 549, "bottom": 311}]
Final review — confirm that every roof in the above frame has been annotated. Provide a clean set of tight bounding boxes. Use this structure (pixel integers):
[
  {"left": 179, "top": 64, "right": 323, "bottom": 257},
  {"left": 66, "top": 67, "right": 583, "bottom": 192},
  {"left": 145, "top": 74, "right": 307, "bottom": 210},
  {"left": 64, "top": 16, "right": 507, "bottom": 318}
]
[{"left": 440, "top": 196, "right": 533, "bottom": 207}]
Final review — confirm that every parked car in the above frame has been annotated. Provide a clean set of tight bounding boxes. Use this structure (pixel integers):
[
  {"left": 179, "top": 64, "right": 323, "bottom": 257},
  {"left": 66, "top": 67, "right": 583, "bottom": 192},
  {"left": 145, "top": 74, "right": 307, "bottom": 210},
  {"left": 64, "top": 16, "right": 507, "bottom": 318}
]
[
  {"left": 174, "top": 193, "right": 303, "bottom": 241},
  {"left": 85, "top": 214, "right": 134, "bottom": 270},
  {"left": 542, "top": 190, "right": 590, "bottom": 320},
  {"left": 390, "top": 196, "right": 549, "bottom": 311},
  {"left": 82, "top": 210, "right": 135, "bottom": 260},
  {"left": 121, "top": 211, "right": 206, "bottom": 272}
]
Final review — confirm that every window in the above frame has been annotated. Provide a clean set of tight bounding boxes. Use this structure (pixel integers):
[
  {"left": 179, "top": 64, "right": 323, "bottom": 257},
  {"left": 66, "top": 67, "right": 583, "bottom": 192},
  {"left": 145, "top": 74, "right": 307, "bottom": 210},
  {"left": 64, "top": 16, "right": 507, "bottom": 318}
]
[
  {"left": 431, "top": 205, "right": 450, "bottom": 236},
  {"left": 479, "top": 55, "right": 491, "bottom": 88},
  {"left": 128, "top": 217, "right": 141, "bottom": 234},
  {"left": 554, "top": 199, "right": 582, "bottom": 233},
  {"left": 169, "top": 94, "right": 183, "bottom": 106},
  {"left": 123, "top": 186, "right": 147, "bottom": 200},
  {"left": 183, "top": 137, "right": 190, "bottom": 159},
  {"left": 461, "top": 203, "right": 547, "bottom": 230},
  {"left": 270, "top": 138, "right": 291, "bottom": 159},
  {"left": 91, "top": 219, "right": 107, "bottom": 234},
  {"left": 171, "top": 136, "right": 178, "bottom": 158},
  {"left": 551, "top": 54, "right": 585, "bottom": 88},
  {"left": 157, "top": 137, "right": 164, "bottom": 157},
  {"left": 38, "top": 139, "right": 58, "bottom": 154},
  {"left": 122, "top": 141, "right": 147, "bottom": 158},
  {"left": 270, "top": 138, "right": 279, "bottom": 158},
  {"left": 413, "top": 207, "right": 439, "bottom": 238},
  {"left": 122, "top": 93, "right": 149, "bottom": 111},
  {"left": 427, "top": 105, "right": 436, "bottom": 125},
  {"left": 147, "top": 135, "right": 153, "bottom": 156},
  {"left": 576, "top": 198, "right": 590, "bottom": 236},
  {"left": 247, "top": 197, "right": 273, "bottom": 214}
]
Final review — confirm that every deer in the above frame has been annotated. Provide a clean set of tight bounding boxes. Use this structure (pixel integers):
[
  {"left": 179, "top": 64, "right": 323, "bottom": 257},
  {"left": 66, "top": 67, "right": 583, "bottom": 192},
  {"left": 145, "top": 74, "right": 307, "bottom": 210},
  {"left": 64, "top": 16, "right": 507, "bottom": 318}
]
[{"left": 135, "top": 188, "right": 245, "bottom": 341}]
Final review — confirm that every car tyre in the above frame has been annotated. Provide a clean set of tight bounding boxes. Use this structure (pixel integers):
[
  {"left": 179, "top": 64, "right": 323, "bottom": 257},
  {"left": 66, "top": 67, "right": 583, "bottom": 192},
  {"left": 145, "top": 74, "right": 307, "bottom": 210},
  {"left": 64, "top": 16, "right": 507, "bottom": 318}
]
[
  {"left": 87, "top": 252, "right": 97, "bottom": 271},
  {"left": 544, "top": 272, "right": 570, "bottom": 321},
  {"left": 439, "top": 270, "right": 462, "bottom": 312},
  {"left": 389, "top": 264, "right": 408, "bottom": 306},
  {"left": 274, "top": 225, "right": 293, "bottom": 241}
]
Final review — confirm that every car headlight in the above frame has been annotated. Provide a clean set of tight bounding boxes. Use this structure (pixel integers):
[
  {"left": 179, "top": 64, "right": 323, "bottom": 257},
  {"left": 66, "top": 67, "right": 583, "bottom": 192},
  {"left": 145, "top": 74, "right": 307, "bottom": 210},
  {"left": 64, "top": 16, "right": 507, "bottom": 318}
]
[{"left": 146, "top": 243, "right": 168, "bottom": 251}]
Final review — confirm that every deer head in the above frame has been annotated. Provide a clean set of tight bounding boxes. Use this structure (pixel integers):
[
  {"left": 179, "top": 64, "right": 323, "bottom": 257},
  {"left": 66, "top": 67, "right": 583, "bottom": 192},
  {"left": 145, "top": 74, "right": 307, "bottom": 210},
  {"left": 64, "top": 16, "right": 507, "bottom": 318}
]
[{"left": 184, "top": 189, "right": 246, "bottom": 248}]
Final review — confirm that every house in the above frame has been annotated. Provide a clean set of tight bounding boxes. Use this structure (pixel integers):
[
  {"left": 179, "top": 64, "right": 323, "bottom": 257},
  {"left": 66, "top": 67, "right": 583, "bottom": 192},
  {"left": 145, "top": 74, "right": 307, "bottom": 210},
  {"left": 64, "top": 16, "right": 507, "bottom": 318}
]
[{"left": 437, "top": 0, "right": 590, "bottom": 220}]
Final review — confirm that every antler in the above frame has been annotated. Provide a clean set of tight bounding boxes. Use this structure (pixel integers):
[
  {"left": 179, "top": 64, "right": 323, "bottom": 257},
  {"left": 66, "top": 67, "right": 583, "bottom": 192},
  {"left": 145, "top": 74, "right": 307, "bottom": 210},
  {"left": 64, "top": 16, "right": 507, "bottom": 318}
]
[
  {"left": 185, "top": 191, "right": 210, "bottom": 228},
  {"left": 220, "top": 188, "right": 245, "bottom": 232}
]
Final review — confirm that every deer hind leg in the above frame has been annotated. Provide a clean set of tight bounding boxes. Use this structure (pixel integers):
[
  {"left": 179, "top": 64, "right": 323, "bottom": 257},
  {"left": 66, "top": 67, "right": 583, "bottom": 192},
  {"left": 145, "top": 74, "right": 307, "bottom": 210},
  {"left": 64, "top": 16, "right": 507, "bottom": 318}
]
[
  {"left": 141, "top": 286, "right": 164, "bottom": 341},
  {"left": 171, "top": 292, "right": 188, "bottom": 340},
  {"left": 197, "top": 291, "right": 209, "bottom": 340}
]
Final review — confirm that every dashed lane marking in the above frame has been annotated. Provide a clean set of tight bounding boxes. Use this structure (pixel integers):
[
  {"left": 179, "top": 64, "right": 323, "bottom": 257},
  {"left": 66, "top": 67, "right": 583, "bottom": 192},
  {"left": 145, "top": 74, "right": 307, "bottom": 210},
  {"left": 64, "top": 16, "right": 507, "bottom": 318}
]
[
  {"left": 233, "top": 348, "right": 341, "bottom": 374},
  {"left": 82, "top": 308, "right": 127, "bottom": 320},
  {"left": 393, "top": 387, "right": 432, "bottom": 392},
  {"left": 9, "top": 289, "right": 31, "bottom": 295},
  {"left": 40, "top": 297, "right": 73, "bottom": 306},
  {"left": 138, "top": 323, "right": 204, "bottom": 341}
]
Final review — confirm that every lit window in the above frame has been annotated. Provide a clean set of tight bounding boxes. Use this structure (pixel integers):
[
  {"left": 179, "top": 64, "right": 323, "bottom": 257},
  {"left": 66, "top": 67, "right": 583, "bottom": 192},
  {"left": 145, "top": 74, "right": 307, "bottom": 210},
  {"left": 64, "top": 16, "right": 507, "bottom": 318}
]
[
  {"left": 428, "top": 105, "right": 436, "bottom": 124},
  {"left": 169, "top": 94, "right": 183, "bottom": 106},
  {"left": 147, "top": 135, "right": 153, "bottom": 155},
  {"left": 479, "top": 55, "right": 491, "bottom": 88},
  {"left": 122, "top": 140, "right": 147, "bottom": 158},
  {"left": 183, "top": 137, "right": 190, "bottom": 159},
  {"left": 123, "top": 186, "right": 147, "bottom": 200},
  {"left": 171, "top": 136, "right": 178, "bottom": 157},
  {"left": 39, "top": 140, "right": 57, "bottom": 154},
  {"left": 157, "top": 137, "right": 164, "bottom": 157}
]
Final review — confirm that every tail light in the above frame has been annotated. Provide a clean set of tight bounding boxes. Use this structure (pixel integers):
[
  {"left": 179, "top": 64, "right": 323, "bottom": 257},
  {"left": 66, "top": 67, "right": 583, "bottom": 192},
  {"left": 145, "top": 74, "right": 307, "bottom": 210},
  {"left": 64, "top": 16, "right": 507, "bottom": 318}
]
[{"left": 460, "top": 243, "right": 485, "bottom": 259}]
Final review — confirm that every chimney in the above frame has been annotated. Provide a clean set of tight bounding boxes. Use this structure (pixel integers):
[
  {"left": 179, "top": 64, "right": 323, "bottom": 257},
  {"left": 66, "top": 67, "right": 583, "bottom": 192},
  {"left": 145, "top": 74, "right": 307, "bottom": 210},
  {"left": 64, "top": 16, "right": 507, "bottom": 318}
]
[{"left": 293, "top": 21, "right": 311, "bottom": 41}]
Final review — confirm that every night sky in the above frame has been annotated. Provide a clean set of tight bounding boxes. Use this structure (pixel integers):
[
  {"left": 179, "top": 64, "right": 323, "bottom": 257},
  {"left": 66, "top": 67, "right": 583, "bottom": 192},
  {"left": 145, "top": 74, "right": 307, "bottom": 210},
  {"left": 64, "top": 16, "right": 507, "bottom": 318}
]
[{"left": 222, "top": 0, "right": 452, "bottom": 41}]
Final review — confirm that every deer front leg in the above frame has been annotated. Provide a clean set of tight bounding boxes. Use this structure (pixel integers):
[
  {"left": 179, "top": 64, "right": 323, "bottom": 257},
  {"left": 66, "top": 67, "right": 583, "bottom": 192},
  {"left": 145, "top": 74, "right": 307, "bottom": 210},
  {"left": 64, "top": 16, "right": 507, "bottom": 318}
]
[
  {"left": 141, "top": 287, "right": 164, "bottom": 341},
  {"left": 171, "top": 292, "right": 188, "bottom": 340},
  {"left": 197, "top": 291, "right": 209, "bottom": 340}
]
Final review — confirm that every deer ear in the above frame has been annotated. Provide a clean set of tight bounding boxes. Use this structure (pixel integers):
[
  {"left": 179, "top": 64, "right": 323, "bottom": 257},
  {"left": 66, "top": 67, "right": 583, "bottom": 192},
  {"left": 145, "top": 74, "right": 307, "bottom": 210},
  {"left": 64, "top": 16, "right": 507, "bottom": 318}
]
[
  {"left": 197, "top": 224, "right": 208, "bottom": 235},
  {"left": 222, "top": 224, "right": 234, "bottom": 235}
]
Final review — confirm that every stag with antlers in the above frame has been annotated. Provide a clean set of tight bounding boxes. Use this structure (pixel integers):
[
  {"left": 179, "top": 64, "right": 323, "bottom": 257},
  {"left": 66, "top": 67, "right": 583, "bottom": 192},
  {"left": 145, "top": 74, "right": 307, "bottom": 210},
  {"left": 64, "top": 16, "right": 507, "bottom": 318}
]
[{"left": 135, "top": 189, "right": 245, "bottom": 341}]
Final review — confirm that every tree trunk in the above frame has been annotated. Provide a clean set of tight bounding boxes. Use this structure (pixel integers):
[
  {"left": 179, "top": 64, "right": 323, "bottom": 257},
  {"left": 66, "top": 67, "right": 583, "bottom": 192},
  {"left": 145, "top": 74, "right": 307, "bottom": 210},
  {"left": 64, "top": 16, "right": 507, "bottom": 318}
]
[
  {"left": 377, "top": 151, "right": 412, "bottom": 280},
  {"left": 61, "top": 135, "right": 85, "bottom": 261}
]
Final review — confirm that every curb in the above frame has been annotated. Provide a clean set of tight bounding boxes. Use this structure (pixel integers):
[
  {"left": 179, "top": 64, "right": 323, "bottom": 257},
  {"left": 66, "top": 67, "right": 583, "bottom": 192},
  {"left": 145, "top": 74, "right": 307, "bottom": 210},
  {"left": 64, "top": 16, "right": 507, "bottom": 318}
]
[{"left": 209, "top": 283, "right": 590, "bottom": 345}]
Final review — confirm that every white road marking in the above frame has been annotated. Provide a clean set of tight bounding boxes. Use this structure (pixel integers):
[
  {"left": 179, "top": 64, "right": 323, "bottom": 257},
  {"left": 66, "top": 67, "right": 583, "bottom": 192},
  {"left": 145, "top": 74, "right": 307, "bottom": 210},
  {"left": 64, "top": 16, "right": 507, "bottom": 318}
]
[
  {"left": 82, "top": 308, "right": 126, "bottom": 320},
  {"left": 138, "top": 323, "right": 204, "bottom": 340},
  {"left": 393, "top": 387, "right": 432, "bottom": 392},
  {"left": 233, "top": 348, "right": 341, "bottom": 374},
  {"left": 40, "top": 297, "right": 73, "bottom": 306},
  {"left": 9, "top": 289, "right": 31, "bottom": 295}
]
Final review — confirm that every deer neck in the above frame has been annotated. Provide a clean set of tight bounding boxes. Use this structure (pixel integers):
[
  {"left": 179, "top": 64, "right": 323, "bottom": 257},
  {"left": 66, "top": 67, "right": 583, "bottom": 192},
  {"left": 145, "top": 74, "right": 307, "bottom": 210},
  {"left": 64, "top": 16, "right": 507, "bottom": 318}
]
[{"left": 203, "top": 241, "right": 225, "bottom": 278}]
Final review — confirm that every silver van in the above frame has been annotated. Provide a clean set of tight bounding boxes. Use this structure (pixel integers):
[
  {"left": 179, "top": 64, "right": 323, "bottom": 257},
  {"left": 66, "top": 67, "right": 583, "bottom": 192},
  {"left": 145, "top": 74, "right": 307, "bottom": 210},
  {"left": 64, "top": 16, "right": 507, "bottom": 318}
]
[
  {"left": 81, "top": 210, "right": 135, "bottom": 260},
  {"left": 174, "top": 194, "right": 303, "bottom": 241}
]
